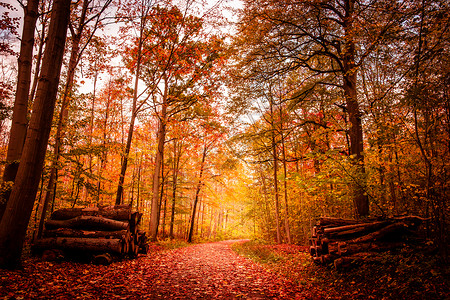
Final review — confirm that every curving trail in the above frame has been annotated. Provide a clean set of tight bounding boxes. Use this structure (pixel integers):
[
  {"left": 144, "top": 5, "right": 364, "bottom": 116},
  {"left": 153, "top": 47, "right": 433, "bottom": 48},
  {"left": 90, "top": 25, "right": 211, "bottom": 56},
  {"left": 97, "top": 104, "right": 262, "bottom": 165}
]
[{"left": 1, "top": 240, "right": 307, "bottom": 299}]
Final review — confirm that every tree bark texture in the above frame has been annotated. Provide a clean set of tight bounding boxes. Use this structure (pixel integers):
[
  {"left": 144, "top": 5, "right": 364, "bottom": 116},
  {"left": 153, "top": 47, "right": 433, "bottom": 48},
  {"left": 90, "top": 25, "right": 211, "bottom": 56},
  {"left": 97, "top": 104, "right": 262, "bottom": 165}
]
[
  {"left": 187, "top": 144, "right": 207, "bottom": 243},
  {"left": 149, "top": 79, "right": 168, "bottom": 241},
  {"left": 0, "top": 0, "right": 40, "bottom": 220},
  {"left": 343, "top": 0, "right": 369, "bottom": 217},
  {"left": 270, "top": 99, "right": 282, "bottom": 243},
  {"left": 0, "top": 0, "right": 71, "bottom": 269},
  {"left": 45, "top": 216, "right": 129, "bottom": 231},
  {"left": 44, "top": 228, "right": 130, "bottom": 239},
  {"left": 115, "top": 9, "right": 145, "bottom": 205},
  {"left": 51, "top": 205, "right": 132, "bottom": 221},
  {"left": 34, "top": 205, "right": 147, "bottom": 261},
  {"left": 279, "top": 107, "right": 292, "bottom": 244},
  {"left": 33, "top": 237, "right": 124, "bottom": 254},
  {"left": 38, "top": 0, "right": 93, "bottom": 239},
  {"left": 169, "top": 139, "right": 181, "bottom": 238},
  {"left": 310, "top": 216, "right": 424, "bottom": 266}
]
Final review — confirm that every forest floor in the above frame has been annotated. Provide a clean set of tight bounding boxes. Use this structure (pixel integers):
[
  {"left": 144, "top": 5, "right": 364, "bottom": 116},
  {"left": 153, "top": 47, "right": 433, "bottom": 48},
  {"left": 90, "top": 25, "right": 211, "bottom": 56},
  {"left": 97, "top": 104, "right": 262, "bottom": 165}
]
[
  {"left": 232, "top": 240, "right": 449, "bottom": 300},
  {"left": 0, "top": 239, "right": 448, "bottom": 299},
  {"left": 1, "top": 240, "right": 303, "bottom": 299}
]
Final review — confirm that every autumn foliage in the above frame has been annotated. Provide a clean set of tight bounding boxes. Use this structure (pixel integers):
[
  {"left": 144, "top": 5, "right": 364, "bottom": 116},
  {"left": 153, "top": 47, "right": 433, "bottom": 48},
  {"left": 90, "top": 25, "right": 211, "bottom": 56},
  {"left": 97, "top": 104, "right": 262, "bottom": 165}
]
[{"left": 0, "top": 0, "right": 448, "bottom": 279}]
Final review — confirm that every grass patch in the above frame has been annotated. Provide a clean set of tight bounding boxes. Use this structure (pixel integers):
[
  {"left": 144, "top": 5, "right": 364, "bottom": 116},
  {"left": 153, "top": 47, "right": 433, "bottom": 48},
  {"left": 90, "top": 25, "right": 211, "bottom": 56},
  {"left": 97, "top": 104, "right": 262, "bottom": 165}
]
[
  {"left": 232, "top": 240, "right": 449, "bottom": 300},
  {"left": 156, "top": 239, "right": 191, "bottom": 250},
  {"left": 232, "top": 240, "right": 285, "bottom": 264}
]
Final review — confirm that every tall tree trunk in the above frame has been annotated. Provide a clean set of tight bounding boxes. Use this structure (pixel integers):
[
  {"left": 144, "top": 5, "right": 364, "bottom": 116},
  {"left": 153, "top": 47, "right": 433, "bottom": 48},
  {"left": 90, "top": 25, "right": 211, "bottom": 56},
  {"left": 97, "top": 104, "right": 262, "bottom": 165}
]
[
  {"left": 97, "top": 78, "right": 112, "bottom": 204},
  {"left": 37, "top": 0, "right": 90, "bottom": 238},
  {"left": 200, "top": 198, "right": 205, "bottom": 238},
  {"left": 115, "top": 109, "right": 137, "bottom": 204},
  {"left": 149, "top": 79, "right": 168, "bottom": 241},
  {"left": 187, "top": 143, "right": 207, "bottom": 243},
  {"left": 270, "top": 99, "right": 282, "bottom": 243},
  {"left": 29, "top": 2, "right": 50, "bottom": 106},
  {"left": 115, "top": 8, "right": 148, "bottom": 205},
  {"left": 343, "top": 0, "right": 369, "bottom": 217},
  {"left": 159, "top": 150, "right": 166, "bottom": 238},
  {"left": 279, "top": 112, "right": 291, "bottom": 244},
  {"left": 169, "top": 139, "right": 181, "bottom": 239},
  {"left": 0, "top": 0, "right": 39, "bottom": 221},
  {"left": 0, "top": 0, "right": 71, "bottom": 269},
  {"left": 258, "top": 167, "right": 273, "bottom": 237},
  {"left": 136, "top": 156, "right": 142, "bottom": 211},
  {"left": 87, "top": 70, "right": 98, "bottom": 202}
]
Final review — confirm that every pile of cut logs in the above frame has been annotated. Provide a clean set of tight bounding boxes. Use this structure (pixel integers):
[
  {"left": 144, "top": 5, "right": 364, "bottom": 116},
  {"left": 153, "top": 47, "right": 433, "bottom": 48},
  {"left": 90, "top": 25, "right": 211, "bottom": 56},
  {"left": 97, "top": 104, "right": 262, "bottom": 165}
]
[
  {"left": 33, "top": 205, "right": 149, "bottom": 264},
  {"left": 310, "top": 216, "right": 424, "bottom": 269}
]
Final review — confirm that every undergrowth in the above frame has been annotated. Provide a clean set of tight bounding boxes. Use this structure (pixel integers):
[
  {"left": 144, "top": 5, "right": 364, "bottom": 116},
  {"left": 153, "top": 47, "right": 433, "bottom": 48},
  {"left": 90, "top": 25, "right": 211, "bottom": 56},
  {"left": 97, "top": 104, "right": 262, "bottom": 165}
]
[
  {"left": 232, "top": 240, "right": 449, "bottom": 300},
  {"left": 156, "top": 239, "right": 191, "bottom": 250}
]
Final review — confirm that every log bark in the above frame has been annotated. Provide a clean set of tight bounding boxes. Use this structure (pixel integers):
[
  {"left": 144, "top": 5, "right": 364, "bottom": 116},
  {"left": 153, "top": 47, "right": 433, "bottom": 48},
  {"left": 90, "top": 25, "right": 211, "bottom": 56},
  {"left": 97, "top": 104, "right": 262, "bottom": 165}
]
[
  {"left": 337, "top": 241, "right": 404, "bottom": 256},
  {"left": 323, "top": 221, "right": 390, "bottom": 239},
  {"left": 323, "top": 221, "right": 387, "bottom": 234},
  {"left": 346, "top": 222, "right": 409, "bottom": 244},
  {"left": 45, "top": 216, "right": 129, "bottom": 231},
  {"left": 318, "top": 217, "right": 362, "bottom": 227},
  {"left": 33, "top": 237, "right": 124, "bottom": 254},
  {"left": 51, "top": 206, "right": 132, "bottom": 221},
  {"left": 44, "top": 228, "right": 130, "bottom": 239},
  {"left": 310, "top": 216, "right": 424, "bottom": 267}
]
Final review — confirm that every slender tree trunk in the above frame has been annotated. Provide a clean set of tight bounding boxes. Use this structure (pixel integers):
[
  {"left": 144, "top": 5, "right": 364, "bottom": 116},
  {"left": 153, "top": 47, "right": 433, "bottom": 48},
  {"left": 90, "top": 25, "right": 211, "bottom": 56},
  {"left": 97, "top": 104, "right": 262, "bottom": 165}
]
[
  {"left": 258, "top": 164, "right": 273, "bottom": 236},
  {"left": 130, "top": 159, "right": 136, "bottom": 207},
  {"left": 136, "top": 157, "right": 142, "bottom": 211},
  {"left": 87, "top": 71, "right": 98, "bottom": 202},
  {"left": 37, "top": 0, "right": 90, "bottom": 238},
  {"left": 115, "top": 109, "right": 137, "bottom": 204},
  {"left": 159, "top": 151, "right": 166, "bottom": 238},
  {"left": 280, "top": 116, "right": 292, "bottom": 244},
  {"left": 343, "top": 0, "right": 368, "bottom": 217},
  {"left": 187, "top": 144, "right": 207, "bottom": 243},
  {"left": 201, "top": 198, "right": 205, "bottom": 238},
  {"left": 29, "top": 3, "right": 50, "bottom": 106},
  {"left": 97, "top": 78, "right": 112, "bottom": 204},
  {"left": 149, "top": 79, "right": 168, "bottom": 241},
  {"left": 194, "top": 197, "right": 201, "bottom": 236},
  {"left": 0, "top": 0, "right": 71, "bottom": 269},
  {"left": 0, "top": 0, "right": 39, "bottom": 221},
  {"left": 270, "top": 99, "right": 282, "bottom": 243},
  {"left": 169, "top": 139, "right": 181, "bottom": 239},
  {"left": 115, "top": 31, "right": 143, "bottom": 205},
  {"left": 208, "top": 206, "right": 214, "bottom": 239}
]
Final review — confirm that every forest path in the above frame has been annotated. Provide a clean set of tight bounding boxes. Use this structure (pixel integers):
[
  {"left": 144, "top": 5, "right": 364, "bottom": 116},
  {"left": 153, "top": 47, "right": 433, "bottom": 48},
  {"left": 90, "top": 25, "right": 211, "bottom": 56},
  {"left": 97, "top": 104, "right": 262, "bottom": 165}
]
[
  {"left": 1, "top": 240, "right": 307, "bottom": 299},
  {"left": 137, "top": 239, "right": 302, "bottom": 299}
]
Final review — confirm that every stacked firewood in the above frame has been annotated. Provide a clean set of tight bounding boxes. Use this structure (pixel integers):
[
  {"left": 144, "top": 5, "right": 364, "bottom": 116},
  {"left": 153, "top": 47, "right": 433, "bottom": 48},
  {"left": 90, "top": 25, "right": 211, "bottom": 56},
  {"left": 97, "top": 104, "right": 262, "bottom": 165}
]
[
  {"left": 33, "top": 205, "right": 149, "bottom": 264},
  {"left": 310, "top": 216, "right": 424, "bottom": 269}
]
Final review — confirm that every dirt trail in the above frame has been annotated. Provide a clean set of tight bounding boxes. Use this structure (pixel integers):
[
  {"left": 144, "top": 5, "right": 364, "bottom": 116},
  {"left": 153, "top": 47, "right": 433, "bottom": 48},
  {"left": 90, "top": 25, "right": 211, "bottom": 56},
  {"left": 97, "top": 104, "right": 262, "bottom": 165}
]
[
  {"left": 141, "top": 240, "right": 301, "bottom": 299},
  {"left": 1, "top": 240, "right": 305, "bottom": 299}
]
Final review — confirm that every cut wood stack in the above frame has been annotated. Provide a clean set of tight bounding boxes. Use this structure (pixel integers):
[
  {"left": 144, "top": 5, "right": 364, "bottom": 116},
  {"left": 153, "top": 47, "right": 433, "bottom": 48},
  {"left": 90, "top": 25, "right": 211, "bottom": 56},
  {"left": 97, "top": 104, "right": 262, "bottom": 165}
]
[
  {"left": 309, "top": 216, "right": 424, "bottom": 269},
  {"left": 33, "top": 205, "right": 149, "bottom": 264}
]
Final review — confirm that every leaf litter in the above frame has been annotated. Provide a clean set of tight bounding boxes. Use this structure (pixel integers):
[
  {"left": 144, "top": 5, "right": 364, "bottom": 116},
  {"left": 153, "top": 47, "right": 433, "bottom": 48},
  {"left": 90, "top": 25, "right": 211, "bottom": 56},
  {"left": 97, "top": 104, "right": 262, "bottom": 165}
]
[{"left": 0, "top": 240, "right": 307, "bottom": 299}]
